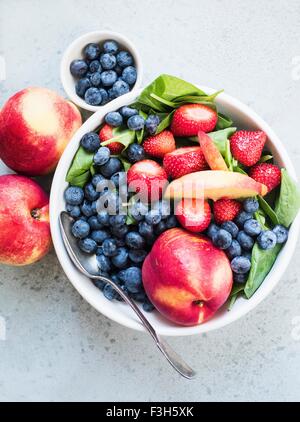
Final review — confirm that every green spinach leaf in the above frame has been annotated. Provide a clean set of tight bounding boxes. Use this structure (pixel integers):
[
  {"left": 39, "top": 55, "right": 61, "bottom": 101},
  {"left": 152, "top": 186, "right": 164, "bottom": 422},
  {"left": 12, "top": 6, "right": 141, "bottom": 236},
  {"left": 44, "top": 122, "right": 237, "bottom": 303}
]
[
  {"left": 275, "top": 169, "right": 300, "bottom": 227},
  {"left": 258, "top": 196, "right": 279, "bottom": 226},
  {"left": 208, "top": 127, "right": 237, "bottom": 155},
  {"left": 66, "top": 146, "right": 94, "bottom": 187},
  {"left": 216, "top": 112, "right": 234, "bottom": 130},
  {"left": 101, "top": 127, "right": 136, "bottom": 151}
]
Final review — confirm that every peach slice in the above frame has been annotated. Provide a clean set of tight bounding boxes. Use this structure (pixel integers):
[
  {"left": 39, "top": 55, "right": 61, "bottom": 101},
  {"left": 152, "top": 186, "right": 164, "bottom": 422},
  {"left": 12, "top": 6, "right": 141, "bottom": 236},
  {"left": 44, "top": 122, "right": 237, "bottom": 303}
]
[
  {"left": 164, "top": 170, "right": 268, "bottom": 201},
  {"left": 198, "top": 131, "right": 228, "bottom": 171}
]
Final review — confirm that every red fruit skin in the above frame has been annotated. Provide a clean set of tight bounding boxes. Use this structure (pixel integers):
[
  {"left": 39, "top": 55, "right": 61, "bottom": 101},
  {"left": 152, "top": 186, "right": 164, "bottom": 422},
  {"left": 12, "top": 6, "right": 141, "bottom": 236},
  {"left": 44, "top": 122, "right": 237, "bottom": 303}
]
[
  {"left": 170, "top": 104, "right": 218, "bottom": 137},
  {"left": 249, "top": 163, "right": 281, "bottom": 192},
  {"left": 230, "top": 130, "right": 267, "bottom": 167},
  {"left": 213, "top": 199, "right": 243, "bottom": 225},
  {"left": 143, "top": 130, "right": 176, "bottom": 159},
  {"left": 0, "top": 175, "right": 51, "bottom": 266},
  {"left": 99, "top": 124, "right": 124, "bottom": 155},
  {"left": 163, "top": 146, "right": 208, "bottom": 179},
  {"left": 127, "top": 159, "right": 168, "bottom": 202},
  {"left": 0, "top": 87, "right": 82, "bottom": 176},
  {"left": 142, "top": 228, "right": 233, "bottom": 326},
  {"left": 176, "top": 199, "right": 211, "bottom": 233}
]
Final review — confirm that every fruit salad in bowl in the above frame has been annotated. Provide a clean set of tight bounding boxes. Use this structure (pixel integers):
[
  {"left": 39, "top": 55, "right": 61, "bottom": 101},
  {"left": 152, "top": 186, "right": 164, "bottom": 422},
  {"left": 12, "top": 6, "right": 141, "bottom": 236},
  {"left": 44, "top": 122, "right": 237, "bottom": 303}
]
[{"left": 50, "top": 75, "right": 300, "bottom": 336}]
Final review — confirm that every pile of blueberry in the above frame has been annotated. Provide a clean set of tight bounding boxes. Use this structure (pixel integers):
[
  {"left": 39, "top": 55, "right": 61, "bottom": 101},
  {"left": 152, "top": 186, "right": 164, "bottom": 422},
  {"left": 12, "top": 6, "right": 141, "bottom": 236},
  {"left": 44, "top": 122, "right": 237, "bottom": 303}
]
[
  {"left": 206, "top": 198, "right": 289, "bottom": 284},
  {"left": 70, "top": 40, "right": 137, "bottom": 106},
  {"left": 64, "top": 132, "right": 177, "bottom": 311},
  {"left": 105, "top": 107, "right": 160, "bottom": 135}
]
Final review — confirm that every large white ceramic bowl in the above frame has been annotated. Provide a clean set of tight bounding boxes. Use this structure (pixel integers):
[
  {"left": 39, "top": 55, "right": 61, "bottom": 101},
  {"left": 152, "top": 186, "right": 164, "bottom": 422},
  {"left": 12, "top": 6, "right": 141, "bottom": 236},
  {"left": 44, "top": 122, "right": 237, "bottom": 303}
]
[
  {"left": 60, "top": 31, "right": 143, "bottom": 112},
  {"left": 50, "top": 86, "right": 300, "bottom": 336}
]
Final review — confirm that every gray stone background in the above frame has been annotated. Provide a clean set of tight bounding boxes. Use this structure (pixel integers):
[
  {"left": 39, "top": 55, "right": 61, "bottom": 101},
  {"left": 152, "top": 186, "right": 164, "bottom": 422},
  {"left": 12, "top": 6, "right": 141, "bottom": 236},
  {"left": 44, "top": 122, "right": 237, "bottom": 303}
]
[{"left": 0, "top": 0, "right": 300, "bottom": 402}]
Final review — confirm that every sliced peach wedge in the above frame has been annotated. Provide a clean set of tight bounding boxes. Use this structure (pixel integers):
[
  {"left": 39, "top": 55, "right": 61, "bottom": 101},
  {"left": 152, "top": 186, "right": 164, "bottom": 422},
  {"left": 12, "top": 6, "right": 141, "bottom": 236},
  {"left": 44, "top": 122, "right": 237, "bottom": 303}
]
[
  {"left": 164, "top": 170, "right": 268, "bottom": 201},
  {"left": 198, "top": 131, "right": 229, "bottom": 171}
]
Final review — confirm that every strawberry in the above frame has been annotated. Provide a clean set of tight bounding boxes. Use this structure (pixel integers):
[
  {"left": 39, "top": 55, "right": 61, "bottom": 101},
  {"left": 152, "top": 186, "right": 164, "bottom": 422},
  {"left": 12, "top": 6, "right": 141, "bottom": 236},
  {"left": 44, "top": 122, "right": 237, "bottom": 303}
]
[
  {"left": 163, "top": 147, "right": 208, "bottom": 179},
  {"left": 127, "top": 159, "right": 168, "bottom": 202},
  {"left": 213, "top": 199, "right": 243, "bottom": 225},
  {"left": 99, "top": 124, "right": 124, "bottom": 155},
  {"left": 175, "top": 198, "right": 211, "bottom": 233},
  {"left": 170, "top": 104, "right": 218, "bottom": 137},
  {"left": 230, "top": 130, "right": 267, "bottom": 167},
  {"left": 249, "top": 163, "right": 281, "bottom": 192},
  {"left": 143, "top": 130, "right": 176, "bottom": 159}
]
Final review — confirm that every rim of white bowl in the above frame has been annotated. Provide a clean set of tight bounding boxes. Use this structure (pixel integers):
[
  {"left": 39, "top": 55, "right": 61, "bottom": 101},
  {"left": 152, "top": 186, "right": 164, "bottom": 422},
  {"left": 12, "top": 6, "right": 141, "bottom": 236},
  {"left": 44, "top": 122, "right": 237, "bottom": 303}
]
[
  {"left": 60, "top": 31, "right": 143, "bottom": 112},
  {"left": 50, "top": 85, "right": 300, "bottom": 337}
]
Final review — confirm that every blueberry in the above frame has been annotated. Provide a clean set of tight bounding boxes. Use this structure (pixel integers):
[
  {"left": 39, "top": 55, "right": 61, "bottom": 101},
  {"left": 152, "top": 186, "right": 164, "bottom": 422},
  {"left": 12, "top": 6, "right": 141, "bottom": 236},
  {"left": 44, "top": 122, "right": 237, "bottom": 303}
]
[
  {"left": 111, "top": 247, "right": 129, "bottom": 268},
  {"left": 92, "top": 174, "right": 105, "bottom": 188},
  {"left": 145, "top": 209, "right": 161, "bottom": 226},
  {"left": 235, "top": 211, "right": 253, "bottom": 228},
  {"left": 100, "top": 191, "right": 120, "bottom": 214},
  {"left": 103, "top": 40, "right": 119, "bottom": 54},
  {"left": 257, "top": 230, "right": 277, "bottom": 250},
  {"left": 102, "top": 238, "right": 118, "bottom": 257},
  {"left": 119, "top": 106, "right": 138, "bottom": 119},
  {"left": 233, "top": 273, "right": 247, "bottom": 284},
  {"left": 153, "top": 200, "right": 171, "bottom": 219},
  {"left": 272, "top": 225, "right": 289, "bottom": 244},
  {"left": 117, "top": 270, "right": 127, "bottom": 283},
  {"left": 117, "top": 51, "right": 134, "bottom": 67},
  {"left": 91, "top": 229, "right": 110, "bottom": 244},
  {"left": 111, "top": 224, "right": 129, "bottom": 239},
  {"left": 99, "top": 88, "right": 109, "bottom": 105},
  {"left": 123, "top": 267, "right": 142, "bottom": 293},
  {"left": 122, "top": 66, "right": 137, "bottom": 85},
  {"left": 207, "top": 223, "right": 220, "bottom": 239},
  {"left": 96, "top": 253, "right": 111, "bottom": 273},
  {"left": 113, "top": 80, "right": 130, "bottom": 97},
  {"left": 71, "top": 219, "right": 90, "bottom": 239},
  {"left": 84, "top": 183, "right": 100, "bottom": 201},
  {"left": 154, "top": 221, "right": 167, "bottom": 235},
  {"left": 231, "top": 256, "right": 251, "bottom": 274},
  {"left": 75, "top": 77, "right": 91, "bottom": 97},
  {"left": 80, "top": 132, "right": 100, "bottom": 152},
  {"left": 126, "top": 115, "right": 144, "bottom": 131},
  {"left": 81, "top": 200, "right": 95, "bottom": 217},
  {"left": 100, "top": 158, "right": 122, "bottom": 178},
  {"left": 128, "top": 249, "right": 147, "bottom": 264},
  {"left": 110, "top": 214, "right": 127, "bottom": 226},
  {"left": 64, "top": 186, "right": 84, "bottom": 205},
  {"left": 67, "top": 205, "right": 81, "bottom": 219},
  {"left": 88, "top": 216, "right": 103, "bottom": 230},
  {"left": 243, "top": 198, "right": 259, "bottom": 213},
  {"left": 94, "top": 146, "right": 110, "bottom": 166},
  {"left": 130, "top": 201, "right": 148, "bottom": 222},
  {"left": 165, "top": 215, "right": 178, "bottom": 229},
  {"left": 103, "top": 284, "right": 117, "bottom": 301},
  {"left": 100, "top": 53, "right": 117, "bottom": 70},
  {"left": 237, "top": 231, "right": 255, "bottom": 251},
  {"left": 89, "top": 60, "right": 101, "bottom": 73},
  {"left": 145, "top": 115, "right": 160, "bottom": 135},
  {"left": 127, "top": 143, "right": 145, "bottom": 163},
  {"left": 70, "top": 59, "right": 88, "bottom": 77},
  {"left": 108, "top": 88, "right": 117, "bottom": 101},
  {"left": 94, "top": 279, "right": 106, "bottom": 291},
  {"left": 78, "top": 238, "right": 97, "bottom": 254},
  {"left": 101, "top": 70, "right": 118, "bottom": 87},
  {"left": 221, "top": 221, "right": 239, "bottom": 238},
  {"left": 125, "top": 232, "right": 145, "bottom": 249},
  {"left": 105, "top": 111, "right": 123, "bottom": 127},
  {"left": 143, "top": 299, "right": 155, "bottom": 312},
  {"left": 244, "top": 219, "right": 262, "bottom": 237},
  {"left": 139, "top": 221, "right": 154, "bottom": 238},
  {"left": 97, "top": 210, "right": 110, "bottom": 226},
  {"left": 132, "top": 291, "right": 147, "bottom": 303},
  {"left": 226, "top": 239, "right": 242, "bottom": 259},
  {"left": 84, "top": 87, "right": 102, "bottom": 106},
  {"left": 111, "top": 172, "right": 124, "bottom": 189},
  {"left": 83, "top": 43, "right": 101, "bottom": 60},
  {"left": 212, "top": 229, "right": 232, "bottom": 250},
  {"left": 90, "top": 72, "right": 102, "bottom": 87}
]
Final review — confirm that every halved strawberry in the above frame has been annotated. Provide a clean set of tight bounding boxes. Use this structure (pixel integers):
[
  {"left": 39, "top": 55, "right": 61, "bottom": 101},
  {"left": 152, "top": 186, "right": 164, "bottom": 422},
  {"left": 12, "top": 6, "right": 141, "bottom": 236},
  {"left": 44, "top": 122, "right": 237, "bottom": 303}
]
[
  {"left": 143, "top": 130, "right": 176, "bottom": 159},
  {"left": 163, "top": 147, "right": 208, "bottom": 179},
  {"left": 230, "top": 130, "right": 267, "bottom": 167},
  {"left": 170, "top": 104, "right": 218, "bottom": 137},
  {"left": 213, "top": 199, "right": 243, "bottom": 225},
  {"left": 99, "top": 124, "right": 124, "bottom": 155},
  {"left": 175, "top": 198, "right": 211, "bottom": 233},
  {"left": 249, "top": 163, "right": 281, "bottom": 192},
  {"left": 127, "top": 159, "right": 168, "bottom": 202}
]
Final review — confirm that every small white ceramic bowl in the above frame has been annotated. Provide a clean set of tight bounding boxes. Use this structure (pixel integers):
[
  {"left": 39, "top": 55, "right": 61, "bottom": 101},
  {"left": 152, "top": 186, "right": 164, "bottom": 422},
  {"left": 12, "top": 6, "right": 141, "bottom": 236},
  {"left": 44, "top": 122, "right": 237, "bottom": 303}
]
[
  {"left": 60, "top": 31, "right": 143, "bottom": 112},
  {"left": 50, "top": 86, "right": 300, "bottom": 336}
]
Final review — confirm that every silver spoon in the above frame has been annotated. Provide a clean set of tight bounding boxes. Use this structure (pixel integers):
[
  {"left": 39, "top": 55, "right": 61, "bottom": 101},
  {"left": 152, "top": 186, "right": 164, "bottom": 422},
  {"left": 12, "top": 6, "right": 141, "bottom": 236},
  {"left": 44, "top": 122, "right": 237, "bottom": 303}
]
[{"left": 59, "top": 211, "right": 196, "bottom": 379}]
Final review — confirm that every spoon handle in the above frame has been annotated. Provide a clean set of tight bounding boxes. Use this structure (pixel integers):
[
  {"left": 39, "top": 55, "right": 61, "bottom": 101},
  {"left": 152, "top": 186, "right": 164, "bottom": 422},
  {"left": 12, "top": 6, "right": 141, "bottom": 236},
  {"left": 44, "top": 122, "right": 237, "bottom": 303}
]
[{"left": 92, "top": 275, "right": 196, "bottom": 380}]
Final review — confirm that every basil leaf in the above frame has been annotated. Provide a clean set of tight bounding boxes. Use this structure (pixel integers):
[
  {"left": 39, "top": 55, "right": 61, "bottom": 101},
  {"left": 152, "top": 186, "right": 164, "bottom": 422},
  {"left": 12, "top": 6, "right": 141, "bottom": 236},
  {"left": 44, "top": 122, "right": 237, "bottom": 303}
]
[
  {"left": 244, "top": 243, "right": 282, "bottom": 299},
  {"left": 275, "top": 169, "right": 300, "bottom": 227},
  {"left": 258, "top": 196, "right": 279, "bottom": 226},
  {"left": 216, "top": 112, "right": 233, "bottom": 130},
  {"left": 66, "top": 146, "right": 94, "bottom": 187},
  {"left": 101, "top": 128, "right": 136, "bottom": 151}
]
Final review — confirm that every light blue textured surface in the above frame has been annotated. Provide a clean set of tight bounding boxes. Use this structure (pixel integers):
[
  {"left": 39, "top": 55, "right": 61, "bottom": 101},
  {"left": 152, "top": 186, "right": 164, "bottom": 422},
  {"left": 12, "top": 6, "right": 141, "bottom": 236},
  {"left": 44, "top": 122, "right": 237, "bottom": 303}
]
[{"left": 0, "top": 0, "right": 300, "bottom": 402}]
